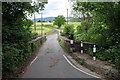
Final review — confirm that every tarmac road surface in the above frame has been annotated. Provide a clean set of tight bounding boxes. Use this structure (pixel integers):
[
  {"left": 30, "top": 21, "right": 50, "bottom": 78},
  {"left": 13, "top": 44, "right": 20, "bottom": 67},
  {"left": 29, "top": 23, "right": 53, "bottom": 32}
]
[{"left": 22, "top": 34, "right": 101, "bottom": 79}]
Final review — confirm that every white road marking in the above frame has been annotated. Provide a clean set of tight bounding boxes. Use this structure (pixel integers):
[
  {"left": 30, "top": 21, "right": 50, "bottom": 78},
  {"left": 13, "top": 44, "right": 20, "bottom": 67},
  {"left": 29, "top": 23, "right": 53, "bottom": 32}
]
[
  {"left": 63, "top": 55, "right": 101, "bottom": 78},
  {"left": 30, "top": 56, "right": 38, "bottom": 66}
]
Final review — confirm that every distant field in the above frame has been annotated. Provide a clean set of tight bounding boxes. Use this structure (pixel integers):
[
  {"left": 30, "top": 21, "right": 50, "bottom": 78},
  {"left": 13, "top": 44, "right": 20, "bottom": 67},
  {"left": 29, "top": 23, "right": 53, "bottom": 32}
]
[
  {"left": 67, "top": 22, "right": 81, "bottom": 27},
  {"left": 30, "top": 22, "right": 80, "bottom": 35},
  {"left": 61, "top": 22, "right": 81, "bottom": 30},
  {"left": 30, "top": 22, "right": 53, "bottom": 35}
]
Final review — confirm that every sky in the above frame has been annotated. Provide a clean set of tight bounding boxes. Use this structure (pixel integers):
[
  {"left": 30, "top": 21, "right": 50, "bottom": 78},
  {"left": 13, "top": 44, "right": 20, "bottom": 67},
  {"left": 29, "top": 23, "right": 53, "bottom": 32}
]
[{"left": 29, "top": 0, "right": 72, "bottom": 19}]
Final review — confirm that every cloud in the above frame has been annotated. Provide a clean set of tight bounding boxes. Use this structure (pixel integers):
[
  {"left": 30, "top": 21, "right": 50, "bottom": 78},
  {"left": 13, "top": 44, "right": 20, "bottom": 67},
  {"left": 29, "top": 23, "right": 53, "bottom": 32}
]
[
  {"left": 28, "top": 0, "right": 72, "bottom": 19},
  {"left": 44, "top": 0, "right": 72, "bottom": 17}
]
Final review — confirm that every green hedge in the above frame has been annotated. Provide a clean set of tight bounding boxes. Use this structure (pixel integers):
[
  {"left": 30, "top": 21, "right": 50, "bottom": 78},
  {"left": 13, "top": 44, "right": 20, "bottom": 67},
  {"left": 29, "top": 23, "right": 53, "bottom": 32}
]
[{"left": 2, "top": 37, "right": 46, "bottom": 76}]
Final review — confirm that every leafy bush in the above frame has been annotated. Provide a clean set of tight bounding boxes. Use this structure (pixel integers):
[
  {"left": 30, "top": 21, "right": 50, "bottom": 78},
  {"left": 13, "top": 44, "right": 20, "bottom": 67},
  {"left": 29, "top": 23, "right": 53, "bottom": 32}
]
[
  {"left": 2, "top": 2, "right": 46, "bottom": 76},
  {"left": 72, "top": 2, "right": 120, "bottom": 74},
  {"left": 74, "top": 33, "right": 86, "bottom": 41},
  {"left": 2, "top": 44, "right": 31, "bottom": 74},
  {"left": 62, "top": 24, "right": 75, "bottom": 37},
  {"left": 86, "top": 48, "right": 93, "bottom": 56}
]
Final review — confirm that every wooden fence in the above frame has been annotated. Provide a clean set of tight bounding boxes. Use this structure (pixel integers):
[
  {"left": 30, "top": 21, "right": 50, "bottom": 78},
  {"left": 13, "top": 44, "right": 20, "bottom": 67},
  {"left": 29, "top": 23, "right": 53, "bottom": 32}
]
[{"left": 59, "top": 36, "right": 95, "bottom": 53}]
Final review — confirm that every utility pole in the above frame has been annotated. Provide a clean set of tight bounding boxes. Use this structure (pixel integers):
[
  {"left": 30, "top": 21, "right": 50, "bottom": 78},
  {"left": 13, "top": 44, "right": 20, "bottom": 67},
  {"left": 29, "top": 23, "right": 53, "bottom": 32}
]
[
  {"left": 41, "top": 13, "right": 43, "bottom": 36},
  {"left": 34, "top": 14, "right": 36, "bottom": 32},
  {"left": 34, "top": 0, "right": 36, "bottom": 32},
  {"left": 67, "top": 8, "right": 68, "bottom": 24}
]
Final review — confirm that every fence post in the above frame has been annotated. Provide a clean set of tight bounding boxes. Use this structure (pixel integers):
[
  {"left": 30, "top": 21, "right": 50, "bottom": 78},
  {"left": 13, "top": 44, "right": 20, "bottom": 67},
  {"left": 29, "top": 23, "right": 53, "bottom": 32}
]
[
  {"left": 45, "top": 33, "right": 46, "bottom": 38},
  {"left": 93, "top": 44, "right": 96, "bottom": 60},
  {"left": 70, "top": 40, "right": 74, "bottom": 51},
  {"left": 80, "top": 40, "right": 83, "bottom": 54},
  {"left": 70, "top": 34, "right": 74, "bottom": 54},
  {"left": 31, "top": 43, "right": 34, "bottom": 52},
  {"left": 57, "top": 30, "right": 60, "bottom": 38},
  {"left": 60, "top": 30, "right": 62, "bottom": 34},
  {"left": 41, "top": 37, "right": 43, "bottom": 44}
]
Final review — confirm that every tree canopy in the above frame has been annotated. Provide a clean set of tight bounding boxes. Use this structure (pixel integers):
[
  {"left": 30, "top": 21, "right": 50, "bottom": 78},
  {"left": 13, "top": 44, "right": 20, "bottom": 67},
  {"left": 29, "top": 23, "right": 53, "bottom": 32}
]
[
  {"left": 53, "top": 15, "right": 66, "bottom": 28},
  {"left": 2, "top": 2, "right": 47, "bottom": 76},
  {"left": 72, "top": 2, "right": 120, "bottom": 69}
]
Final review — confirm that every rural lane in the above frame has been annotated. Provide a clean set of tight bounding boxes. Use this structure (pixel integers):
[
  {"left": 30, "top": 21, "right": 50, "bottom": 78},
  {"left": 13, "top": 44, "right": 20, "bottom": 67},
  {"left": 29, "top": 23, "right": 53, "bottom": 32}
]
[{"left": 22, "top": 34, "right": 101, "bottom": 78}]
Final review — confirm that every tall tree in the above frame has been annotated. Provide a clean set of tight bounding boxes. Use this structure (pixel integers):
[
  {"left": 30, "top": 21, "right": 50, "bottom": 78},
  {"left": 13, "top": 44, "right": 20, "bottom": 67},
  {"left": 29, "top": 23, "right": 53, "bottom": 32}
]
[
  {"left": 72, "top": 2, "right": 120, "bottom": 74},
  {"left": 2, "top": 2, "right": 47, "bottom": 76},
  {"left": 53, "top": 15, "right": 66, "bottom": 28}
]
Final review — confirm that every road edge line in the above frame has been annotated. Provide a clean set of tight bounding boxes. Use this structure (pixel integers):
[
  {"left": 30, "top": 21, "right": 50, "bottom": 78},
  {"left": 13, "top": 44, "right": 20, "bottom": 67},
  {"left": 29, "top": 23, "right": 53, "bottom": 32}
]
[
  {"left": 63, "top": 54, "right": 101, "bottom": 78},
  {"left": 30, "top": 56, "right": 38, "bottom": 66}
]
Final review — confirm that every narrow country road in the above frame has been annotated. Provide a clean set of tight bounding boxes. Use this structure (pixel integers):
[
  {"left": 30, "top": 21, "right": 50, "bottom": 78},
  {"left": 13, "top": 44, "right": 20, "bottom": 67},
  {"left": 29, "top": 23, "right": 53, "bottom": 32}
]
[{"left": 22, "top": 34, "right": 99, "bottom": 78}]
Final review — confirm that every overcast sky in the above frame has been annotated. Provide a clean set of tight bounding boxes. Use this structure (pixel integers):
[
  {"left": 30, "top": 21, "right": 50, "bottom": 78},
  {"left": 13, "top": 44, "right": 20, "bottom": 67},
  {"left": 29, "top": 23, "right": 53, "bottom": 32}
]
[{"left": 29, "top": 0, "right": 72, "bottom": 19}]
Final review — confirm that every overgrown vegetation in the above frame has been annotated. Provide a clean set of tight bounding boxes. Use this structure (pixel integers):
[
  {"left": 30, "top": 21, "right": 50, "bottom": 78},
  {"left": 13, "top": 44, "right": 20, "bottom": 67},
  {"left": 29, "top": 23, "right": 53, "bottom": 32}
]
[
  {"left": 2, "top": 2, "right": 47, "bottom": 76},
  {"left": 57, "top": 38, "right": 64, "bottom": 50},
  {"left": 72, "top": 55, "right": 85, "bottom": 65},
  {"left": 71, "top": 2, "right": 120, "bottom": 70},
  {"left": 61, "top": 24, "right": 75, "bottom": 39},
  {"left": 61, "top": 2, "right": 120, "bottom": 71}
]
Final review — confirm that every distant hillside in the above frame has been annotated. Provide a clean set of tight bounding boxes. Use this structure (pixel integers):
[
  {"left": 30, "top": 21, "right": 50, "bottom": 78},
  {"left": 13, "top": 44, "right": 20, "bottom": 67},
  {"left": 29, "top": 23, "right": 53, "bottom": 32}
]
[
  {"left": 31, "top": 17, "right": 78, "bottom": 22},
  {"left": 32, "top": 17, "right": 55, "bottom": 22}
]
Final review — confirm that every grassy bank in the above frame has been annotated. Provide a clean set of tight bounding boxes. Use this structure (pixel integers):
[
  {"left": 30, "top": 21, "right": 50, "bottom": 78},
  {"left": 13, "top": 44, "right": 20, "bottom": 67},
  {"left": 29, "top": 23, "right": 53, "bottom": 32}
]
[{"left": 30, "top": 22, "right": 53, "bottom": 35}]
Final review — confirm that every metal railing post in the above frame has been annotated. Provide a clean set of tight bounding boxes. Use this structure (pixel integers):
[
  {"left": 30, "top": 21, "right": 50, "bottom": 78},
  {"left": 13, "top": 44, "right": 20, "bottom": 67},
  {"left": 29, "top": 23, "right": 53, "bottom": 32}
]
[
  {"left": 80, "top": 40, "right": 83, "bottom": 54},
  {"left": 93, "top": 44, "right": 96, "bottom": 60}
]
